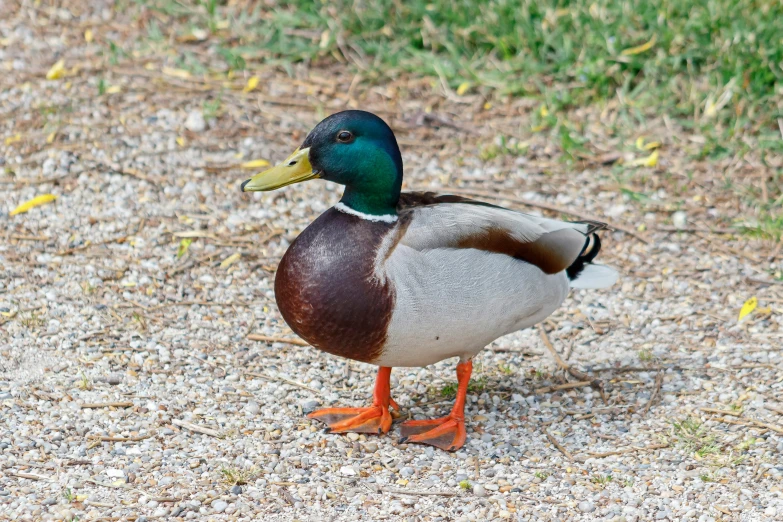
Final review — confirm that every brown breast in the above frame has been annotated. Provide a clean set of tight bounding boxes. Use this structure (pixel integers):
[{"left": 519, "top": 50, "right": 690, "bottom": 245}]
[{"left": 274, "top": 208, "right": 396, "bottom": 363}]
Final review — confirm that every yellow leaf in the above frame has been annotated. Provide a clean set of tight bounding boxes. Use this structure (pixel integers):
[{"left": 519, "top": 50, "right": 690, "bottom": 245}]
[
  {"left": 106, "top": 85, "right": 121, "bottom": 94},
  {"left": 10, "top": 194, "right": 57, "bottom": 216},
  {"left": 177, "top": 238, "right": 193, "bottom": 258},
  {"left": 46, "top": 132, "right": 56, "bottom": 144},
  {"left": 243, "top": 76, "right": 260, "bottom": 93},
  {"left": 176, "top": 136, "right": 186, "bottom": 147},
  {"left": 241, "top": 159, "right": 270, "bottom": 169},
  {"left": 46, "top": 59, "right": 66, "bottom": 80},
  {"left": 621, "top": 34, "right": 657, "bottom": 56},
  {"left": 456, "top": 82, "right": 471, "bottom": 96},
  {"left": 396, "top": 479, "right": 409, "bottom": 486},
  {"left": 4, "top": 133, "right": 21, "bottom": 145},
  {"left": 75, "top": 494, "right": 89, "bottom": 502},
  {"left": 162, "top": 67, "right": 191, "bottom": 79},
  {"left": 483, "top": 102, "right": 492, "bottom": 110},
  {"left": 539, "top": 105, "right": 549, "bottom": 117},
  {"left": 704, "top": 97, "right": 717, "bottom": 118},
  {"left": 121, "top": 281, "right": 137, "bottom": 287},
  {"left": 220, "top": 252, "right": 241, "bottom": 268},
  {"left": 738, "top": 297, "right": 757, "bottom": 322},
  {"left": 627, "top": 150, "right": 658, "bottom": 168},
  {"left": 635, "top": 137, "right": 645, "bottom": 149},
  {"left": 635, "top": 137, "right": 661, "bottom": 150},
  {"left": 84, "top": 29, "right": 94, "bottom": 43},
  {"left": 319, "top": 30, "right": 331, "bottom": 49}
]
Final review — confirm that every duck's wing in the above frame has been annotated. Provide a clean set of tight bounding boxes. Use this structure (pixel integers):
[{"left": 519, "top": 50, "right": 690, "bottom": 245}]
[{"left": 396, "top": 192, "right": 615, "bottom": 285}]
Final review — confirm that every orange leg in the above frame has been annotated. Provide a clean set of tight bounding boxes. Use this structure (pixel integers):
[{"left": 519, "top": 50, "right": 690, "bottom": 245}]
[
  {"left": 399, "top": 360, "right": 471, "bottom": 451},
  {"left": 308, "top": 367, "right": 399, "bottom": 435}
]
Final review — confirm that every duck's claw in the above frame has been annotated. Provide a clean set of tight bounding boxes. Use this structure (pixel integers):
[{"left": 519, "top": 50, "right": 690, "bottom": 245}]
[
  {"left": 399, "top": 414, "right": 466, "bottom": 451},
  {"left": 308, "top": 405, "right": 394, "bottom": 435}
]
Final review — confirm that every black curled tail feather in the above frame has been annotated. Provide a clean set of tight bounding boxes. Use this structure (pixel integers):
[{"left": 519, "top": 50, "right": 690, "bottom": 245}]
[{"left": 566, "top": 233, "right": 602, "bottom": 281}]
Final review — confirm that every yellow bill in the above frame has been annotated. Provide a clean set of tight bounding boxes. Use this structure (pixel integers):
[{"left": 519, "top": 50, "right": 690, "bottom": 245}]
[{"left": 241, "top": 147, "right": 318, "bottom": 192}]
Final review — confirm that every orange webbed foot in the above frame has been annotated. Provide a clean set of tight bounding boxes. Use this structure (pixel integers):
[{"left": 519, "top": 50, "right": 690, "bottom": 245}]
[
  {"left": 307, "top": 366, "right": 397, "bottom": 436},
  {"left": 399, "top": 414, "right": 466, "bottom": 451},
  {"left": 308, "top": 404, "right": 394, "bottom": 435}
]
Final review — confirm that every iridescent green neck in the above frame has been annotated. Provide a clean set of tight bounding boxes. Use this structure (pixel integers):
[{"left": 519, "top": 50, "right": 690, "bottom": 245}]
[{"left": 340, "top": 182, "right": 400, "bottom": 216}]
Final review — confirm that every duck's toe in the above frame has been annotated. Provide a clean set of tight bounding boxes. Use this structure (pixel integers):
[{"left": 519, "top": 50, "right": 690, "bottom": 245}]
[
  {"left": 308, "top": 405, "right": 393, "bottom": 435},
  {"left": 399, "top": 415, "right": 466, "bottom": 451}
]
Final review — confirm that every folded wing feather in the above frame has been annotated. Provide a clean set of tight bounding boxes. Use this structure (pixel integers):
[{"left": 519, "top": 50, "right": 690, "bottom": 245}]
[{"left": 397, "top": 193, "right": 597, "bottom": 275}]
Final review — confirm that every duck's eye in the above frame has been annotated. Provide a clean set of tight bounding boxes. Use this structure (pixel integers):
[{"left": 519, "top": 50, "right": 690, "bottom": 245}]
[{"left": 336, "top": 131, "right": 354, "bottom": 143}]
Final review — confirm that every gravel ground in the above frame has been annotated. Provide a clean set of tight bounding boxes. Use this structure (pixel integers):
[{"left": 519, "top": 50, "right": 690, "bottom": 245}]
[{"left": 2, "top": 3, "right": 783, "bottom": 521}]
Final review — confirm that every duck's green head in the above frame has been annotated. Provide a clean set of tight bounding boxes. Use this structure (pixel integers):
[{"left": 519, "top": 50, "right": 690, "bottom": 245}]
[{"left": 241, "top": 110, "right": 403, "bottom": 216}]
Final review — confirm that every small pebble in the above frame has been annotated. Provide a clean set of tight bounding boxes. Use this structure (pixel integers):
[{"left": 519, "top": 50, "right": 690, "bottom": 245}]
[
  {"left": 185, "top": 110, "right": 206, "bottom": 132},
  {"left": 211, "top": 499, "right": 228, "bottom": 513}
]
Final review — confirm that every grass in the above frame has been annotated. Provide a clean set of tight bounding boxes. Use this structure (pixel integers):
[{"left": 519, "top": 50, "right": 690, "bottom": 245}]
[
  {"left": 591, "top": 473, "right": 613, "bottom": 487},
  {"left": 672, "top": 417, "right": 720, "bottom": 459},
  {"left": 438, "top": 376, "right": 488, "bottom": 398},
  {"left": 219, "top": 466, "right": 257, "bottom": 486},
  {"left": 136, "top": 0, "right": 781, "bottom": 140}
]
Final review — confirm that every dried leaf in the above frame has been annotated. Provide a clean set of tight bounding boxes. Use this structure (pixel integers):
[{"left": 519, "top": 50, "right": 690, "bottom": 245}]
[
  {"left": 635, "top": 137, "right": 661, "bottom": 150},
  {"left": 162, "top": 67, "right": 191, "bottom": 79},
  {"left": 243, "top": 76, "right": 260, "bottom": 93},
  {"left": 738, "top": 297, "right": 757, "bottom": 322},
  {"left": 627, "top": 150, "right": 659, "bottom": 168},
  {"left": 173, "top": 230, "right": 214, "bottom": 239},
  {"left": 621, "top": 34, "right": 657, "bottom": 56},
  {"left": 456, "top": 82, "right": 471, "bottom": 96},
  {"left": 46, "top": 59, "right": 66, "bottom": 80},
  {"left": 220, "top": 252, "right": 241, "bottom": 268},
  {"left": 241, "top": 159, "right": 270, "bottom": 169},
  {"left": 10, "top": 194, "right": 57, "bottom": 216},
  {"left": 177, "top": 238, "right": 193, "bottom": 259}
]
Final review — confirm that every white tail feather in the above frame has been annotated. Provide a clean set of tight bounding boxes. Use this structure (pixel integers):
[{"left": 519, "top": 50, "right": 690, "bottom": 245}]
[{"left": 569, "top": 264, "right": 618, "bottom": 289}]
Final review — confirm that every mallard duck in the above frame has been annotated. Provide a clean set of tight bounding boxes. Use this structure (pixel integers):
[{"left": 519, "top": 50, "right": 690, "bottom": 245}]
[{"left": 242, "top": 110, "right": 617, "bottom": 451}]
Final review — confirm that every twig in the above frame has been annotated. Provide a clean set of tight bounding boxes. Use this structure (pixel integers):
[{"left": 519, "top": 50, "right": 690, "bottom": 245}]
[
  {"left": 279, "top": 486, "right": 295, "bottom": 506},
  {"left": 385, "top": 488, "right": 457, "bottom": 497},
  {"left": 247, "top": 334, "right": 309, "bottom": 346},
  {"left": 244, "top": 372, "right": 319, "bottom": 393},
  {"left": 764, "top": 405, "right": 783, "bottom": 416},
  {"left": 81, "top": 401, "right": 134, "bottom": 409},
  {"left": 445, "top": 187, "right": 651, "bottom": 244},
  {"left": 700, "top": 407, "right": 742, "bottom": 417},
  {"left": 747, "top": 277, "right": 783, "bottom": 286},
  {"left": 642, "top": 371, "right": 664, "bottom": 415},
  {"left": 9, "top": 471, "right": 54, "bottom": 481},
  {"left": 87, "top": 434, "right": 152, "bottom": 443},
  {"left": 543, "top": 429, "right": 573, "bottom": 461},
  {"left": 171, "top": 419, "right": 224, "bottom": 438},
  {"left": 657, "top": 225, "right": 736, "bottom": 234},
  {"left": 57, "top": 235, "right": 128, "bottom": 256},
  {"left": 539, "top": 327, "right": 607, "bottom": 404},
  {"left": 714, "top": 417, "right": 783, "bottom": 435},
  {"left": 534, "top": 381, "right": 592, "bottom": 394},
  {"left": 587, "top": 443, "right": 669, "bottom": 458}
]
